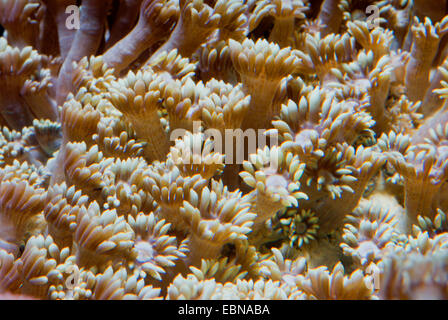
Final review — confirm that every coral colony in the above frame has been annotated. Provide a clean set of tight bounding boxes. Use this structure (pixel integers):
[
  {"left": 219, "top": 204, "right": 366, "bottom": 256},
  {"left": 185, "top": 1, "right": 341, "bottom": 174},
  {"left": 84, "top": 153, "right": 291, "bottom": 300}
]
[{"left": 0, "top": 0, "right": 448, "bottom": 300}]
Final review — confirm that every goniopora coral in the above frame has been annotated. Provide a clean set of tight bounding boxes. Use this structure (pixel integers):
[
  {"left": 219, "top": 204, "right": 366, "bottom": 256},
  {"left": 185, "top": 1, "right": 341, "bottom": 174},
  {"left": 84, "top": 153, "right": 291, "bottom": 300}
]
[{"left": 1, "top": 0, "right": 448, "bottom": 300}]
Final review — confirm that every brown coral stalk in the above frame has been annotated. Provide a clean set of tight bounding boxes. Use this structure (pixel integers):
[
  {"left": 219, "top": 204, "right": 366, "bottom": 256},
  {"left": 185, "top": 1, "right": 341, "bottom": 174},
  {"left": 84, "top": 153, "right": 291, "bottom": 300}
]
[
  {"left": 187, "top": 233, "right": 223, "bottom": 265},
  {"left": 241, "top": 77, "right": 282, "bottom": 130},
  {"left": 0, "top": 94, "right": 33, "bottom": 130},
  {"left": 108, "top": 71, "right": 171, "bottom": 162},
  {"left": 103, "top": 0, "right": 173, "bottom": 75},
  {"left": 56, "top": 0, "right": 112, "bottom": 104},
  {"left": 404, "top": 176, "right": 441, "bottom": 231},
  {"left": 405, "top": 18, "right": 442, "bottom": 102},
  {"left": 413, "top": 0, "right": 447, "bottom": 23},
  {"left": 316, "top": 0, "right": 344, "bottom": 36},
  {"left": 135, "top": 109, "right": 170, "bottom": 162},
  {"left": 147, "top": 0, "right": 219, "bottom": 64},
  {"left": 270, "top": 18, "right": 295, "bottom": 47},
  {"left": 229, "top": 39, "right": 299, "bottom": 130},
  {"left": 369, "top": 70, "right": 392, "bottom": 135},
  {"left": 39, "top": 4, "right": 60, "bottom": 56}
]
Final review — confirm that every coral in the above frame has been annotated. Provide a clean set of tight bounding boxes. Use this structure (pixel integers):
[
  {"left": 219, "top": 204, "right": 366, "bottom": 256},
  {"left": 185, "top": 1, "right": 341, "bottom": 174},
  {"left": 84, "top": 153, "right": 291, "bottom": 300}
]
[
  {"left": 1, "top": 0, "right": 448, "bottom": 300},
  {"left": 341, "top": 199, "right": 399, "bottom": 267},
  {"left": 181, "top": 179, "right": 255, "bottom": 265},
  {"left": 276, "top": 208, "right": 320, "bottom": 249},
  {"left": 240, "top": 146, "right": 307, "bottom": 232},
  {"left": 249, "top": 0, "right": 308, "bottom": 48},
  {"left": 129, "top": 211, "right": 187, "bottom": 284},
  {"left": 103, "top": 0, "right": 179, "bottom": 75},
  {"left": 295, "top": 262, "right": 373, "bottom": 300},
  {"left": 229, "top": 38, "right": 300, "bottom": 129},
  {"left": 107, "top": 69, "right": 170, "bottom": 161},
  {"left": 378, "top": 232, "right": 448, "bottom": 299}
]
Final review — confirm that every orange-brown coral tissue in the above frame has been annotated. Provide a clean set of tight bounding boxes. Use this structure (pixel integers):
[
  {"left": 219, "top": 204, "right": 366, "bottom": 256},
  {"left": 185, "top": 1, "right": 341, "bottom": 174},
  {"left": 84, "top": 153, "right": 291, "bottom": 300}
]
[{"left": 1, "top": 0, "right": 448, "bottom": 300}]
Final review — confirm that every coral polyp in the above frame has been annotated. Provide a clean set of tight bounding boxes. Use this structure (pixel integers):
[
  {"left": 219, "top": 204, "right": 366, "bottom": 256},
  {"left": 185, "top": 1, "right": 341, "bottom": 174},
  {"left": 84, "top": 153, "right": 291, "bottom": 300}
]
[{"left": 0, "top": 0, "right": 448, "bottom": 300}]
